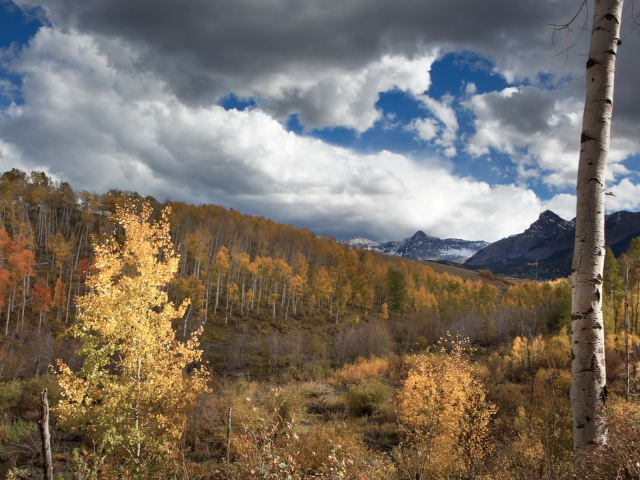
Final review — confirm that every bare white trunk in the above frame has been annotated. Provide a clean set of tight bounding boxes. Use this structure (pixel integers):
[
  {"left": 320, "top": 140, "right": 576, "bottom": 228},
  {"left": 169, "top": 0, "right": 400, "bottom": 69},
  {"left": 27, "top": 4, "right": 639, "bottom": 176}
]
[{"left": 571, "top": 0, "right": 623, "bottom": 452}]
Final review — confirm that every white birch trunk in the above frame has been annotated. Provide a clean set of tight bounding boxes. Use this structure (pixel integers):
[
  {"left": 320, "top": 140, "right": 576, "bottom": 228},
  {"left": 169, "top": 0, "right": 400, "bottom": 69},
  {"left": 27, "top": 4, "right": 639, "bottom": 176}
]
[{"left": 571, "top": 0, "right": 623, "bottom": 452}]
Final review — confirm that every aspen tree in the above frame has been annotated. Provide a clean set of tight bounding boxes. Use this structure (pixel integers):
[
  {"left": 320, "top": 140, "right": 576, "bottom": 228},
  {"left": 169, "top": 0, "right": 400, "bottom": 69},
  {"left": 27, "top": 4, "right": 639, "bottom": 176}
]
[
  {"left": 213, "top": 246, "right": 229, "bottom": 314},
  {"left": 32, "top": 277, "right": 51, "bottom": 332},
  {"left": 55, "top": 201, "right": 208, "bottom": 476},
  {"left": 570, "top": 0, "right": 623, "bottom": 452}
]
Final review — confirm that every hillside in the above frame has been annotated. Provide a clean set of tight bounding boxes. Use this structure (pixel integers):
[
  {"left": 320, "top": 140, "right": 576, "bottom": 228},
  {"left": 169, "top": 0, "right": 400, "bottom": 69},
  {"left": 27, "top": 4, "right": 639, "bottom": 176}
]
[
  {"left": 422, "top": 260, "right": 514, "bottom": 294},
  {"left": 0, "top": 168, "right": 574, "bottom": 378}
]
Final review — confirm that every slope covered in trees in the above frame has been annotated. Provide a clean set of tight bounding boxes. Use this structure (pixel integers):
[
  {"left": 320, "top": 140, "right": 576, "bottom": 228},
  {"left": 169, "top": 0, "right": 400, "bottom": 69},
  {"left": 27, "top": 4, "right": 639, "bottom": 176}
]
[
  {"left": 0, "top": 168, "right": 574, "bottom": 375},
  {"left": 0, "top": 168, "right": 639, "bottom": 478}
]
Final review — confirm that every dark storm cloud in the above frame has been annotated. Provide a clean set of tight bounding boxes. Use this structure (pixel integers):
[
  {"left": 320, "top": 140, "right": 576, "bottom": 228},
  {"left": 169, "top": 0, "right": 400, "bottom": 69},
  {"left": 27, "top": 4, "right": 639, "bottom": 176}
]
[
  {"left": 12, "top": 0, "right": 640, "bottom": 142},
  {"left": 480, "top": 87, "right": 556, "bottom": 135},
  {"left": 610, "top": 13, "right": 640, "bottom": 135},
  {"left": 14, "top": 0, "right": 587, "bottom": 104}
]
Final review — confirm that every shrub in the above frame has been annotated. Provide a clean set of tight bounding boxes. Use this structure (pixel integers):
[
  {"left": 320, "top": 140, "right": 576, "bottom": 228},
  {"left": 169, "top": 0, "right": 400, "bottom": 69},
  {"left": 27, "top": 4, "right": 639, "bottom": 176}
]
[
  {"left": 334, "top": 356, "right": 389, "bottom": 385},
  {"left": 395, "top": 339, "right": 496, "bottom": 480},
  {"left": 346, "top": 379, "right": 391, "bottom": 417},
  {"left": 578, "top": 397, "right": 640, "bottom": 479},
  {"left": 0, "top": 381, "right": 22, "bottom": 417},
  {"left": 7, "top": 418, "right": 37, "bottom": 443}
]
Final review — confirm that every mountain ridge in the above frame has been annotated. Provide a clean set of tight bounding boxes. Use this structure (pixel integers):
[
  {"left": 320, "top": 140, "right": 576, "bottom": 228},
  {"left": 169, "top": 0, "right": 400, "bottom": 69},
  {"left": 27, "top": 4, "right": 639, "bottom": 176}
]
[
  {"left": 347, "top": 231, "right": 490, "bottom": 263},
  {"left": 466, "top": 209, "right": 640, "bottom": 266}
]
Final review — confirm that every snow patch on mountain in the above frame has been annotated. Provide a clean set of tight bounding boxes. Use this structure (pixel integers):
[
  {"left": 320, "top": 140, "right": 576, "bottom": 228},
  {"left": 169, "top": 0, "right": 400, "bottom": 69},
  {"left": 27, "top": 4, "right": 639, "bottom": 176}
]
[{"left": 348, "top": 231, "right": 489, "bottom": 263}]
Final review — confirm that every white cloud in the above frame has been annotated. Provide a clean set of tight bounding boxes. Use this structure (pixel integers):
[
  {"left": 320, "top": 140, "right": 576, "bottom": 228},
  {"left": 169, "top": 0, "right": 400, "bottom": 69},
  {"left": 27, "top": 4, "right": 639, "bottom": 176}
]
[
  {"left": 464, "top": 82, "right": 477, "bottom": 96},
  {"left": 603, "top": 178, "right": 640, "bottom": 213},
  {"left": 408, "top": 117, "right": 438, "bottom": 141},
  {"left": 0, "top": 28, "right": 552, "bottom": 242},
  {"left": 463, "top": 85, "right": 640, "bottom": 189},
  {"left": 259, "top": 52, "right": 439, "bottom": 132},
  {"left": 543, "top": 193, "right": 576, "bottom": 221},
  {"left": 407, "top": 94, "right": 459, "bottom": 157}
]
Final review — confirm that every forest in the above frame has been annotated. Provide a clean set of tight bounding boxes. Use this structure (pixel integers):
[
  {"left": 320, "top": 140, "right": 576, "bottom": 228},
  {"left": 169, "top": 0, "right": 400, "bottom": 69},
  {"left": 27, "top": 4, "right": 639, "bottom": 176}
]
[{"left": 0, "top": 168, "right": 638, "bottom": 479}]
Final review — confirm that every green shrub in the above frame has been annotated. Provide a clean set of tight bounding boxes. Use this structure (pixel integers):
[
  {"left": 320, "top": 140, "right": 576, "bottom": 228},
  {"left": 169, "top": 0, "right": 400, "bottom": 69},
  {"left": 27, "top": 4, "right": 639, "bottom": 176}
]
[
  {"left": 7, "top": 418, "right": 37, "bottom": 443},
  {"left": 21, "top": 374, "right": 62, "bottom": 412},
  {"left": 0, "top": 381, "right": 22, "bottom": 416},
  {"left": 346, "top": 379, "right": 391, "bottom": 416}
]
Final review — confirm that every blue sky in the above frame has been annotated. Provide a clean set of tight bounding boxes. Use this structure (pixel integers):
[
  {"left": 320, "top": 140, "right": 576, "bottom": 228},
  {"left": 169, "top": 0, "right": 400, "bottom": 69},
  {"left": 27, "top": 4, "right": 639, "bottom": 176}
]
[
  {"left": 1, "top": 0, "right": 639, "bottom": 243},
  {"left": 280, "top": 54, "right": 518, "bottom": 191}
]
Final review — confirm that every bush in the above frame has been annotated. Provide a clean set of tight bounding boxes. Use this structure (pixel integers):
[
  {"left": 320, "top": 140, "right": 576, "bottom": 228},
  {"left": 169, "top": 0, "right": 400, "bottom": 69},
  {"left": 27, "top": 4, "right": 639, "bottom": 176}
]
[
  {"left": 334, "top": 356, "right": 389, "bottom": 385},
  {"left": 7, "top": 418, "right": 37, "bottom": 443},
  {"left": 20, "top": 374, "right": 62, "bottom": 413},
  {"left": 346, "top": 379, "right": 391, "bottom": 416},
  {"left": 0, "top": 381, "right": 22, "bottom": 417},
  {"left": 578, "top": 397, "right": 640, "bottom": 479},
  {"left": 395, "top": 343, "right": 496, "bottom": 480}
]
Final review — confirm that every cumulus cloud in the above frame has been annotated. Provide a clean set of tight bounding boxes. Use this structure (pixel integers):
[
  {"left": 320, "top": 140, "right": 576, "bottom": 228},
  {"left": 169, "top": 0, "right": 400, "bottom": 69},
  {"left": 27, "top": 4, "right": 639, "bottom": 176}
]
[
  {"left": 408, "top": 117, "right": 438, "bottom": 141},
  {"left": 463, "top": 85, "right": 640, "bottom": 189},
  {"left": 0, "top": 27, "right": 552, "bottom": 242},
  {"left": 542, "top": 193, "right": 576, "bottom": 221},
  {"left": 1, "top": 0, "right": 639, "bottom": 245},
  {"left": 408, "top": 94, "right": 459, "bottom": 156},
  {"left": 603, "top": 178, "right": 640, "bottom": 213},
  {"left": 261, "top": 53, "right": 437, "bottom": 132}
]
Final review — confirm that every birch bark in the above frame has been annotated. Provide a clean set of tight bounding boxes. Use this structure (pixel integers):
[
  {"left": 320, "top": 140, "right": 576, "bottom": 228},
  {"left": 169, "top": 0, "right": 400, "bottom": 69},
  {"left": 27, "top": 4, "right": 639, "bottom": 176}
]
[{"left": 571, "top": 0, "right": 623, "bottom": 452}]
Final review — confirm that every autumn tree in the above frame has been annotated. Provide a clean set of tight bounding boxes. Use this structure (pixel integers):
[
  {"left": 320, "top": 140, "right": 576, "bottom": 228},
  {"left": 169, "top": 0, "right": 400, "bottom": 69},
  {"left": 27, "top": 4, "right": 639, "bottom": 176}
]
[
  {"left": 32, "top": 277, "right": 52, "bottom": 332},
  {"left": 2, "top": 231, "right": 35, "bottom": 335},
  {"left": 52, "top": 277, "right": 67, "bottom": 320},
  {"left": 570, "top": 0, "right": 623, "bottom": 451},
  {"left": 603, "top": 247, "right": 623, "bottom": 333},
  {"left": 395, "top": 339, "right": 496, "bottom": 479},
  {"left": 212, "top": 246, "right": 230, "bottom": 315},
  {"left": 55, "top": 201, "right": 208, "bottom": 478},
  {"left": 172, "top": 274, "right": 206, "bottom": 339}
]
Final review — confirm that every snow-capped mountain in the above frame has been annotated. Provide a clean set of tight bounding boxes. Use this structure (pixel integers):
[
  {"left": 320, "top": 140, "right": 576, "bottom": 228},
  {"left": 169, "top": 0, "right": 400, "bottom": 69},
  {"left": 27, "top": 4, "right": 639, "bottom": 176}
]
[
  {"left": 348, "top": 237, "right": 382, "bottom": 249},
  {"left": 348, "top": 231, "right": 489, "bottom": 263}
]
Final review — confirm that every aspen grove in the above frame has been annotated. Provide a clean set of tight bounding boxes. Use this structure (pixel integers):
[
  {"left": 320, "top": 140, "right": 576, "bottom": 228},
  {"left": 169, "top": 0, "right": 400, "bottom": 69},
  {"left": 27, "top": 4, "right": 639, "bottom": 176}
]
[{"left": 0, "top": 169, "right": 638, "bottom": 478}]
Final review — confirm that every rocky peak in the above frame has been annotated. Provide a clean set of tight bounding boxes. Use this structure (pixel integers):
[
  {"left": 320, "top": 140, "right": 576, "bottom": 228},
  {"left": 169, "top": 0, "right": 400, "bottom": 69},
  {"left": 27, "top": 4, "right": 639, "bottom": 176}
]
[
  {"left": 525, "top": 210, "right": 572, "bottom": 238},
  {"left": 347, "top": 231, "right": 488, "bottom": 263}
]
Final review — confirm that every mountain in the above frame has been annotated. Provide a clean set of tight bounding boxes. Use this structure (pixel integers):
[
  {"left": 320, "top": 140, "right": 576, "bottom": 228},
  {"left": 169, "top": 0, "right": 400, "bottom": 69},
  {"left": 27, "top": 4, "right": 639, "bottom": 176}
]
[
  {"left": 466, "top": 209, "right": 640, "bottom": 266},
  {"left": 348, "top": 231, "right": 490, "bottom": 263}
]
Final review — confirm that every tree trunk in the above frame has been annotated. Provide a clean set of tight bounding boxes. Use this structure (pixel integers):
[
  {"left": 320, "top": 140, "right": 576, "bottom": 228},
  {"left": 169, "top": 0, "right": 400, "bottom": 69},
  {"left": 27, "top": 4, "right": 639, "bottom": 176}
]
[
  {"left": 570, "top": 0, "right": 623, "bottom": 452},
  {"left": 183, "top": 303, "right": 193, "bottom": 340},
  {"left": 215, "top": 276, "right": 220, "bottom": 314},
  {"left": 39, "top": 388, "right": 54, "bottom": 480},
  {"left": 625, "top": 287, "right": 630, "bottom": 401},
  {"left": 226, "top": 407, "right": 232, "bottom": 480}
]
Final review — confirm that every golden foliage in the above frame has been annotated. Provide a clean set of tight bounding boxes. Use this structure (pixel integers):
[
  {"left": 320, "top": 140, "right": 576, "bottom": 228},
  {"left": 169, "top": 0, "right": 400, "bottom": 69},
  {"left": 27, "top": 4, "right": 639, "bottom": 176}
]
[
  {"left": 395, "top": 339, "right": 496, "bottom": 479},
  {"left": 55, "top": 201, "right": 209, "bottom": 478},
  {"left": 578, "top": 397, "right": 640, "bottom": 479},
  {"left": 334, "top": 356, "right": 389, "bottom": 385}
]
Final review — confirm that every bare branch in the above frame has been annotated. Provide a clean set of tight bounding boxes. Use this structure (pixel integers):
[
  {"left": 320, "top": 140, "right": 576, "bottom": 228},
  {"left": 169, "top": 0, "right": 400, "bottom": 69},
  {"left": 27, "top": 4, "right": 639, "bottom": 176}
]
[{"left": 546, "top": 0, "right": 590, "bottom": 70}]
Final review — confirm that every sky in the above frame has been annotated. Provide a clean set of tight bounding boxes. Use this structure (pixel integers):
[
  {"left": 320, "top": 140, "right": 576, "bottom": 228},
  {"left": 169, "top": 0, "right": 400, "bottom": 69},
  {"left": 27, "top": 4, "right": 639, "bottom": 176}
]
[{"left": 0, "top": 0, "right": 639, "bottom": 243}]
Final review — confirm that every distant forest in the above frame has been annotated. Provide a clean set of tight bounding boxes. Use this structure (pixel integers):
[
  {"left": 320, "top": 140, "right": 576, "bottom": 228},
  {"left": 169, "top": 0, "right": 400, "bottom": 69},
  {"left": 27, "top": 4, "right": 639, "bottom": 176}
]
[{"left": 0, "top": 168, "right": 577, "bottom": 376}]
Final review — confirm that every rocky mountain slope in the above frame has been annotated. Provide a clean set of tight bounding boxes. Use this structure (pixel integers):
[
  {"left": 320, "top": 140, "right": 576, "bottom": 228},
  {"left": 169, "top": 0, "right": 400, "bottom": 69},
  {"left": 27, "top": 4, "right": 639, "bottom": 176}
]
[
  {"left": 466, "top": 210, "right": 640, "bottom": 265},
  {"left": 348, "top": 231, "right": 490, "bottom": 263}
]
